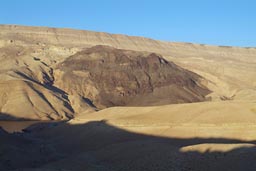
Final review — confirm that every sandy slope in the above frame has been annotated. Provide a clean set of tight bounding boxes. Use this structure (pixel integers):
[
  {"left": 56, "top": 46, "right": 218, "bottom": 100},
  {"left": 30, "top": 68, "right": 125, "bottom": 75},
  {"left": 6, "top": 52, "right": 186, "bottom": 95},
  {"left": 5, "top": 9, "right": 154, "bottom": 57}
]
[
  {"left": 75, "top": 101, "right": 256, "bottom": 140},
  {"left": 1, "top": 101, "right": 256, "bottom": 170},
  {"left": 48, "top": 102, "right": 256, "bottom": 170}
]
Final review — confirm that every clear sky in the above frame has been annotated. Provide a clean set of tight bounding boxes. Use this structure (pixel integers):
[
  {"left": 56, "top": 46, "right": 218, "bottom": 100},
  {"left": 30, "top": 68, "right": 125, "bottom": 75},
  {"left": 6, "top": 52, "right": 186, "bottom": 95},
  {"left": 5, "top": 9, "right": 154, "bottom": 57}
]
[{"left": 1, "top": 0, "right": 255, "bottom": 47}]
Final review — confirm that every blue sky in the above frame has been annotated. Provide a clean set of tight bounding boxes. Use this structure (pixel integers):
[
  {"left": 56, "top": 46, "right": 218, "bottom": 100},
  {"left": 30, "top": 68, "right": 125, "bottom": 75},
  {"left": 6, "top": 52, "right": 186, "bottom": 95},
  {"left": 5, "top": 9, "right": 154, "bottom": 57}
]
[{"left": 1, "top": 0, "right": 255, "bottom": 47}]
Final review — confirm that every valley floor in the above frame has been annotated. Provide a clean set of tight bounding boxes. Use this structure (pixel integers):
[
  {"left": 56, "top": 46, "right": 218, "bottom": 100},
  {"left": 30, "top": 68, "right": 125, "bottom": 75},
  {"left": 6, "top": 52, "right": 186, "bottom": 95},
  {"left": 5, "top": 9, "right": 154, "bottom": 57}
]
[{"left": 1, "top": 101, "right": 256, "bottom": 171}]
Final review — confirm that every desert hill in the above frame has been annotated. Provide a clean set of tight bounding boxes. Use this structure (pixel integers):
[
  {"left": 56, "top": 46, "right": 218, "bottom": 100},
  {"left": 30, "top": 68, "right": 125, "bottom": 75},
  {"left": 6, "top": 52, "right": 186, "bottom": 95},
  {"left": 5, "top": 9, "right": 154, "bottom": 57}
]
[
  {"left": 1, "top": 24, "right": 255, "bottom": 97},
  {"left": 56, "top": 45, "right": 209, "bottom": 108},
  {"left": 0, "top": 25, "right": 255, "bottom": 120},
  {"left": 0, "top": 43, "right": 210, "bottom": 120},
  {"left": 0, "top": 25, "right": 212, "bottom": 120},
  {"left": 0, "top": 24, "right": 256, "bottom": 171}
]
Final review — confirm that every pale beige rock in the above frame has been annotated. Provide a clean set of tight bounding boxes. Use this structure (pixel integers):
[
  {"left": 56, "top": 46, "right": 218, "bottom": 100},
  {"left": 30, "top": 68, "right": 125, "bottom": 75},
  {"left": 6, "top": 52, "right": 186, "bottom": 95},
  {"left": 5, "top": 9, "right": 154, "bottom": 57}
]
[
  {"left": 1, "top": 24, "right": 255, "bottom": 101},
  {"left": 0, "top": 24, "right": 255, "bottom": 120}
]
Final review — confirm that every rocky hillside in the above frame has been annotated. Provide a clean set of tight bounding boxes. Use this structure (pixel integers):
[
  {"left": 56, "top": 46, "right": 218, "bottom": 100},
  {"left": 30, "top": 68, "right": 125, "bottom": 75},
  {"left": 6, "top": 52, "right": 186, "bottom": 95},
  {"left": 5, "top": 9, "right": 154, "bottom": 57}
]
[
  {"left": 56, "top": 45, "right": 209, "bottom": 108},
  {"left": 0, "top": 25, "right": 255, "bottom": 120},
  {"left": 0, "top": 43, "right": 209, "bottom": 120}
]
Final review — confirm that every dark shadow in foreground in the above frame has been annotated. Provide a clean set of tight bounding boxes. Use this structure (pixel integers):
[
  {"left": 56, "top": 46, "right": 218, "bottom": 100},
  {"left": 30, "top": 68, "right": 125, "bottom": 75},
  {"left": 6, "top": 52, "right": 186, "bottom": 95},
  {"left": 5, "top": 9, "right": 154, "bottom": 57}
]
[{"left": 1, "top": 120, "right": 256, "bottom": 171}]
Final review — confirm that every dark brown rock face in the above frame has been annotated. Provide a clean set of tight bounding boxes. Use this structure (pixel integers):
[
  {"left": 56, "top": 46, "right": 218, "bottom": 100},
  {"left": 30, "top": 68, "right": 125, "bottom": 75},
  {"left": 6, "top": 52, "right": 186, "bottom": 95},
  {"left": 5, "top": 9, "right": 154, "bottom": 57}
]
[{"left": 57, "top": 45, "right": 210, "bottom": 108}]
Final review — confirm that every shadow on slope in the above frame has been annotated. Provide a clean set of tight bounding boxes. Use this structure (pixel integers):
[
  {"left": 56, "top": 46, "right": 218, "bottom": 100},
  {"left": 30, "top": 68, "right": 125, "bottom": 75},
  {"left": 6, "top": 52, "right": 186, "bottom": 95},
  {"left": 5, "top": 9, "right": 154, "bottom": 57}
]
[
  {"left": 15, "top": 71, "right": 75, "bottom": 113},
  {"left": 1, "top": 120, "right": 256, "bottom": 171},
  {"left": 0, "top": 112, "right": 38, "bottom": 121}
]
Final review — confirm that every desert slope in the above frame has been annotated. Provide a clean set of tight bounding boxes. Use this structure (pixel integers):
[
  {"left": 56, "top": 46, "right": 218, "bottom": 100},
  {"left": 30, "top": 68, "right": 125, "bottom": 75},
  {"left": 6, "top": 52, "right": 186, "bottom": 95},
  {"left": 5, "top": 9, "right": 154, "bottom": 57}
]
[
  {"left": 76, "top": 101, "right": 256, "bottom": 140},
  {"left": 0, "top": 27, "right": 212, "bottom": 120},
  {"left": 1, "top": 24, "right": 255, "bottom": 100},
  {"left": 0, "top": 24, "right": 256, "bottom": 170},
  {"left": 1, "top": 102, "right": 256, "bottom": 171},
  {"left": 0, "top": 44, "right": 210, "bottom": 120},
  {"left": 0, "top": 24, "right": 255, "bottom": 120}
]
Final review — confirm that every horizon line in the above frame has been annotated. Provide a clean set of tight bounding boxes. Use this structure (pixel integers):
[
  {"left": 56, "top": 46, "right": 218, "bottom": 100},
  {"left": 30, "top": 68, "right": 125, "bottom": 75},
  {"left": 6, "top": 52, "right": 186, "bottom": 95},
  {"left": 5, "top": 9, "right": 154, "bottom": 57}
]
[{"left": 1, "top": 23, "right": 255, "bottom": 49}]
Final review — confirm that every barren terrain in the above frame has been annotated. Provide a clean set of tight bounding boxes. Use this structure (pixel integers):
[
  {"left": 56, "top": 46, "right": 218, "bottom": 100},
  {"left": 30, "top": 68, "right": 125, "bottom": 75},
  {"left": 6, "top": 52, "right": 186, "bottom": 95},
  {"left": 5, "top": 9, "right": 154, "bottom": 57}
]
[{"left": 0, "top": 25, "right": 256, "bottom": 171}]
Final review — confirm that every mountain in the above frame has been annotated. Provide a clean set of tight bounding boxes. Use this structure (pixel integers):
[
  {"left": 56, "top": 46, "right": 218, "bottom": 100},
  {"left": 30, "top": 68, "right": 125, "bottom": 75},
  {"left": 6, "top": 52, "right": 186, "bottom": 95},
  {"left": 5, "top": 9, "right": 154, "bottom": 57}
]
[
  {"left": 56, "top": 45, "right": 209, "bottom": 108},
  {"left": 0, "top": 25, "right": 255, "bottom": 120},
  {"left": 1, "top": 25, "right": 256, "bottom": 171}
]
